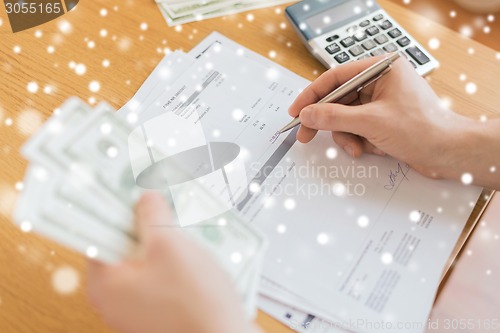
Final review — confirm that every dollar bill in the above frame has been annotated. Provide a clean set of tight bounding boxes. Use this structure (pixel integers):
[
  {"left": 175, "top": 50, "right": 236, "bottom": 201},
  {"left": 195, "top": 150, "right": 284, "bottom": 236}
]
[
  {"left": 14, "top": 165, "right": 128, "bottom": 263},
  {"left": 159, "top": 0, "right": 240, "bottom": 19},
  {"left": 157, "top": 0, "right": 292, "bottom": 26},
  {"left": 21, "top": 99, "right": 136, "bottom": 233},
  {"left": 14, "top": 97, "right": 267, "bottom": 318}
]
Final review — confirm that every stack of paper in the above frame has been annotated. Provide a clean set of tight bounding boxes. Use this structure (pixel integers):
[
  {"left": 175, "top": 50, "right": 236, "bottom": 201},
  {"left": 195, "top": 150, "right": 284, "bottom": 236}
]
[
  {"left": 119, "top": 32, "right": 483, "bottom": 333},
  {"left": 155, "top": 0, "right": 292, "bottom": 25}
]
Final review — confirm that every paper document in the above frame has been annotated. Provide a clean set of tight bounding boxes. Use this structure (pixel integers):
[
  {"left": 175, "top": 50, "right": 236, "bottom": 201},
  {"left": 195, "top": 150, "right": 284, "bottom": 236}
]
[{"left": 118, "top": 32, "right": 482, "bottom": 333}]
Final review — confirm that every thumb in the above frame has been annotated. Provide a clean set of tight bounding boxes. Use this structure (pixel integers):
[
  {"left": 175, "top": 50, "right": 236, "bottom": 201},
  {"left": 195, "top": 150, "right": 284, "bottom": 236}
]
[
  {"left": 86, "top": 258, "right": 112, "bottom": 305},
  {"left": 134, "top": 192, "right": 175, "bottom": 248},
  {"left": 299, "top": 102, "right": 377, "bottom": 137}
]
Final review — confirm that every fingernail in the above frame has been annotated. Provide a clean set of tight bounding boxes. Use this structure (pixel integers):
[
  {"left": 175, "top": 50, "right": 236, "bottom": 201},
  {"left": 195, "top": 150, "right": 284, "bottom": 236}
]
[
  {"left": 373, "top": 148, "right": 386, "bottom": 156},
  {"left": 344, "top": 146, "right": 354, "bottom": 157},
  {"left": 299, "top": 107, "right": 314, "bottom": 125}
]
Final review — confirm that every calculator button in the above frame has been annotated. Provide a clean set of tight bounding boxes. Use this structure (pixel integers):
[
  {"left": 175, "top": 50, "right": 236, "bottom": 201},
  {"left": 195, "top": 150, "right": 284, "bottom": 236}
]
[
  {"left": 388, "top": 28, "right": 402, "bottom": 38},
  {"left": 383, "top": 43, "right": 398, "bottom": 53},
  {"left": 326, "top": 35, "right": 340, "bottom": 42},
  {"left": 334, "top": 52, "right": 350, "bottom": 64},
  {"left": 359, "top": 20, "right": 370, "bottom": 27},
  {"left": 375, "top": 34, "right": 388, "bottom": 44},
  {"left": 361, "top": 39, "right": 377, "bottom": 50},
  {"left": 358, "top": 55, "right": 370, "bottom": 60},
  {"left": 409, "top": 60, "right": 417, "bottom": 68},
  {"left": 373, "top": 14, "right": 384, "bottom": 21},
  {"left": 325, "top": 43, "right": 341, "bottom": 54},
  {"left": 340, "top": 37, "right": 355, "bottom": 47},
  {"left": 406, "top": 46, "right": 431, "bottom": 65},
  {"left": 353, "top": 32, "right": 367, "bottom": 42},
  {"left": 379, "top": 20, "right": 393, "bottom": 30},
  {"left": 397, "top": 36, "right": 411, "bottom": 47},
  {"left": 366, "top": 26, "right": 380, "bottom": 36},
  {"left": 371, "top": 49, "right": 385, "bottom": 56},
  {"left": 349, "top": 45, "right": 365, "bottom": 57},
  {"left": 347, "top": 25, "right": 358, "bottom": 34}
]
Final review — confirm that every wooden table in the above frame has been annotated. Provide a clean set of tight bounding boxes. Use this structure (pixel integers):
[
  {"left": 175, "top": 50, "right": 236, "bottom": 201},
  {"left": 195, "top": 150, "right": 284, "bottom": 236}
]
[{"left": 0, "top": 1, "right": 499, "bottom": 332}]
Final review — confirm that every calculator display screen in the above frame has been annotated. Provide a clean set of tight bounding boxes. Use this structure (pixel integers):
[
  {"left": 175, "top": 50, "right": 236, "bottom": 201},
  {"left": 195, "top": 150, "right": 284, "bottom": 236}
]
[{"left": 306, "top": 0, "right": 371, "bottom": 35}]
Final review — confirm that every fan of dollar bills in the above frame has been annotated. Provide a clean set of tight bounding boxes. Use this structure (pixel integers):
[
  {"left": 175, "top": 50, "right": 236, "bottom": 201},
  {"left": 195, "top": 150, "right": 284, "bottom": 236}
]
[
  {"left": 156, "top": 0, "right": 292, "bottom": 26},
  {"left": 13, "top": 97, "right": 267, "bottom": 318}
]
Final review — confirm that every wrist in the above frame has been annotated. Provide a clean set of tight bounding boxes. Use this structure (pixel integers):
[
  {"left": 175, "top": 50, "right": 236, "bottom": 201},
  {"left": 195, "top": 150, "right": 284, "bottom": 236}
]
[{"left": 440, "top": 116, "right": 490, "bottom": 183}]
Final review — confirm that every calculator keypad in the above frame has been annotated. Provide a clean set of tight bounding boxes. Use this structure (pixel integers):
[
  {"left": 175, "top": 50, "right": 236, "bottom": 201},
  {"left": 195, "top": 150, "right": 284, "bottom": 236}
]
[
  {"left": 383, "top": 43, "right": 398, "bottom": 53},
  {"left": 388, "top": 28, "right": 402, "bottom": 38},
  {"left": 334, "top": 52, "right": 350, "bottom": 63},
  {"left": 320, "top": 12, "right": 432, "bottom": 69},
  {"left": 359, "top": 20, "right": 370, "bottom": 27},
  {"left": 366, "top": 26, "right": 380, "bottom": 36},
  {"left": 353, "top": 32, "right": 367, "bottom": 42},
  {"left": 397, "top": 36, "right": 411, "bottom": 47},
  {"left": 379, "top": 20, "right": 393, "bottom": 30},
  {"left": 361, "top": 40, "right": 377, "bottom": 50},
  {"left": 406, "top": 46, "right": 431, "bottom": 65},
  {"left": 326, "top": 43, "right": 341, "bottom": 55},
  {"left": 326, "top": 35, "right": 339, "bottom": 43},
  {"left": 375, "top": 34, "right": 388, "bottom": 45},
  {"left": 340, "top": 37, "right": 355, "bottom": 48},
  {"left": 349, "top": 45, "right": 365, "bottom": 57},
  {"left": 371, "top": 49, "right": 385, "bottom": 56}
]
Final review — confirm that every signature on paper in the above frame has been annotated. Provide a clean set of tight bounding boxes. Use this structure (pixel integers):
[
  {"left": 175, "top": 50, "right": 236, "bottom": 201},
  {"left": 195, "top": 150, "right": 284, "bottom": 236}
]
[{"left": 385, "top": 162, "right": 410, "bottom": 190}]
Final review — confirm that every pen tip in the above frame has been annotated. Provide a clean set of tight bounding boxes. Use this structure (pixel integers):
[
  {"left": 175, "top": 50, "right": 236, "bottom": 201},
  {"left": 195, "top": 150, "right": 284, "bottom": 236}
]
[{"left": 278, "top": 125, "right": 289, "bottom": 134}]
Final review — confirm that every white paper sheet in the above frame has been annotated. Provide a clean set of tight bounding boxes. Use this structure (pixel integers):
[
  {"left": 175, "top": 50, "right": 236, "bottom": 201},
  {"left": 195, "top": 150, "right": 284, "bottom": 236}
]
[
  {"left": 248, "top": 130, "right": 481, "bottom": 332},
  {"left": 189, "top": 33, "right": 482, "bottom": 332},
  {"left": 121, "top": 32, "right": 482, "bottom": 333},
  {"left": 118, "top": 50, "right": 195, "bottom": 120}
]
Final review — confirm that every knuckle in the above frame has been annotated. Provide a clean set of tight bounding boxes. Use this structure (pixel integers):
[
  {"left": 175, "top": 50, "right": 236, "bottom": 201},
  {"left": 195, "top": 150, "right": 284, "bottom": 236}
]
[{"left": 319, "top": 106, "right": 337, "bottom": 126}]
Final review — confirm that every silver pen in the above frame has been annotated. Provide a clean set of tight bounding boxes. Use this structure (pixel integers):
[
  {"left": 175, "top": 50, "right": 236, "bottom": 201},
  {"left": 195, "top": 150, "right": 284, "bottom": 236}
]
[{"left": 279, "top": 53, "right": 401, "bottom": 134}]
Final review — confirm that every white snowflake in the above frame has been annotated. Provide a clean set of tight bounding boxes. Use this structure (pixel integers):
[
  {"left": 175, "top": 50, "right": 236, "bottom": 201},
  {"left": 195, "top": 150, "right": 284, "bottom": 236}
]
[
  {"left": 428, "top": 38, "right": 440, "bottom": 50},
  {"left": 381, "top": 252, "right": 393, "bottom": 265},
  {"left": 58, "top": 20, "right": 72, "bottom": 34},
  {"left": 230, "top": 252, "right": 242, "bottom": 264},
  {"left": 89, "top": 81, "right": 101, "bottom": 93},
  {"left": 316, "top": 232, "right": 329, "bottom": 245},
  {"left": 27, "top": 82, "right": 38, "bottom": 93},
  {"left": 75, "top": 63, "right": 87, "bottom": 75},
  {"left": 52, "top": 266, "right": 80, "bottom": 294},
  {"left": 465, "top": 82, "right": 477, "bottom": 95},
  {"left": 284, "top": 198, "right": 296, "bottom": 210},
  {"left": 16, "top": 109, "right": 42, "bottom": 136}
]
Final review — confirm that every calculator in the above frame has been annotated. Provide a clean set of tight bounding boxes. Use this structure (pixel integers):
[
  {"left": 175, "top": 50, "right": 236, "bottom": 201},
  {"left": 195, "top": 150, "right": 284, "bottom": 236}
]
[{"left": 285, "top": 0, "right": 439, "bottom": 76}]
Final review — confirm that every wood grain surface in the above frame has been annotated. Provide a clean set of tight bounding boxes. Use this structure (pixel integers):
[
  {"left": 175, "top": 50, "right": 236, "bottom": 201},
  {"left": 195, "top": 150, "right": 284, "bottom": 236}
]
[{"left": 0, "top": 1, "right": 499, "bottom": 332}]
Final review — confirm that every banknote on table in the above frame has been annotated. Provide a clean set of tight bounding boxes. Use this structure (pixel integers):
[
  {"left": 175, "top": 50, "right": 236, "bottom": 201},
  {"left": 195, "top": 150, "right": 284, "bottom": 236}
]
[
  {"left": 156, "top": 0, "right": 292, "bottom": 26},
  {"left": 157, "top": 0, "right": 241, "bottom": 19},
  {"left": 13, "top": 97, "right": 267, "bottom": 318}
]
